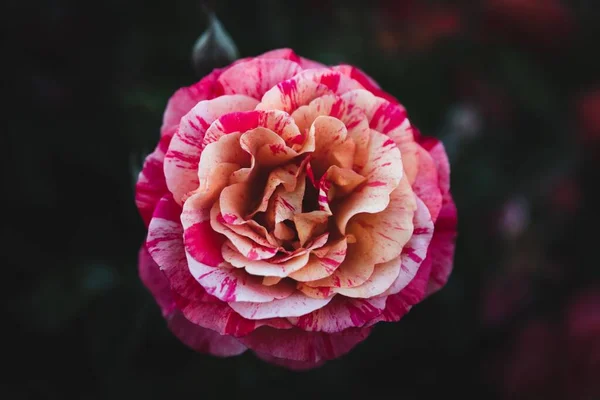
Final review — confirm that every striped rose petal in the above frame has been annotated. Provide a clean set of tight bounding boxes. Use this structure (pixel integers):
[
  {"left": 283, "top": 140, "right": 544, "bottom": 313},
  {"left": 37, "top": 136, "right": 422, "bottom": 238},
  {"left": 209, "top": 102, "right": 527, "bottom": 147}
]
[{"left": 164, "top": 95, "right": 258, "bottom": 204}]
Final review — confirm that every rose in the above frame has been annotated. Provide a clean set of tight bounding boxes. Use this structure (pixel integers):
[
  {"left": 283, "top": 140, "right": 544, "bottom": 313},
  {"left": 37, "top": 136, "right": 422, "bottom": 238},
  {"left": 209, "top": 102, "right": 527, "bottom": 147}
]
[{"left": 135, "top": 48, "right": 457, "bottom": 369}]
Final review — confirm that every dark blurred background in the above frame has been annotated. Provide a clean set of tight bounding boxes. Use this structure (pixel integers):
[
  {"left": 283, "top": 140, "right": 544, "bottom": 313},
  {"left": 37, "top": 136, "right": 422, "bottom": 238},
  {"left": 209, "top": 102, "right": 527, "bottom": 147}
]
[{"left": 5, "top": 0, "right": 600, "bottom": 399}]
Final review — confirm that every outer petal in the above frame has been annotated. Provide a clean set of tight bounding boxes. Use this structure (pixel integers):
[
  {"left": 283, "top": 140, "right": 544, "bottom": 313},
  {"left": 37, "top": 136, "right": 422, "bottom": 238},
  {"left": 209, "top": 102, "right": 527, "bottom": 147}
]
[
  {"left": 161, "top": 68, "right": 225, "bottom": 135},
  {"left": 332, "top": 64, "right": 400, "bottom": 104},
  {"left": 136, "top": 134, "right": 171, "bottom": 226},
  {"left": 239, "top": 326, "right": 371, "bottom": 363},
  {"left": 167, "top": 311, "right": 247, "bottom": 357},
  {"left": 419, "top": 137, "right": 450, "bottom": 195},
  {"left": 412, "top": 145, "right": 443, "bottom": 222},
  {"left": 378, "top": 196, "right": 435, "bottom": 296},
  {"left": 425, "top": 193, "right": 457, "bottom": 295},
  {"left": 257, "top": 69, "right": 364, "bottom": 113},
  {"left": 218, "top": 58, "right": 303, "bottom": 99},
  {"left": 289, "top": 296, "right": 387, "bottom": 333},
  {"left": 419, "top": 137, "right": 457, "bottom": 295},
  {"left": 138, "top": 244, "right": 247, "bottom": 357},
  {"left": 175, "top": 295, "right": 292, "bottom": 338},
  {"left": 147, "top": 195, "right": 215, "bottom": 305},
  {"left": 334, "top": 258, "right": 402, "bottom": 299},
  {"left": 138, "top": 245, "right": 176, "bottom": 317},
  {"left": 255, "top": 48, "right": 327, "bottom": 70},
  {"left": 228, "top": 291, "right": 332, "bottom": 319},
  {"left": 185, "top": 246, "right": 295, "bottom": 303},
  {"left": 369, "top": 255, "right": 434, "bottom": 325},
  {"left": 163, "top": 95, "right": 258, "bottom": 204}
]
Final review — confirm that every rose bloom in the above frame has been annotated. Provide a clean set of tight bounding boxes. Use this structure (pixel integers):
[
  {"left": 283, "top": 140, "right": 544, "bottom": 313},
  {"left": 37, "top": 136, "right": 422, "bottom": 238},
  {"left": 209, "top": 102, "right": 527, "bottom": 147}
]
[{"left": 135, "top": 48, "right": 457, "bottom": 369}]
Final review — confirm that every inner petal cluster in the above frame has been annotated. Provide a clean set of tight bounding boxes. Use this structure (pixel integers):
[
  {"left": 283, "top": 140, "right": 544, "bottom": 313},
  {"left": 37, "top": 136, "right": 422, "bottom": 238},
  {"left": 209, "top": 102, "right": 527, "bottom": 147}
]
[{"left": 181, "top": 91, "right": 418, "bottom": 302}]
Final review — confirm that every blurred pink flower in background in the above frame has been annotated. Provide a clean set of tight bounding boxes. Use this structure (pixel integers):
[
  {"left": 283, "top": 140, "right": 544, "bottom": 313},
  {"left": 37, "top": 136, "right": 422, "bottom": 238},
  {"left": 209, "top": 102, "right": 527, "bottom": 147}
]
[
  {"left": 577, "top": 89, "right": 600, "bottom": 144},
  {"left": 374, "top": 0, "right": 462, "bottom": 54},
  {"left": 489, "top": 286, "right": 600, "bottom": 400},
  {"left": 482, "top": 0, "right": 574, "bottom": 50}
]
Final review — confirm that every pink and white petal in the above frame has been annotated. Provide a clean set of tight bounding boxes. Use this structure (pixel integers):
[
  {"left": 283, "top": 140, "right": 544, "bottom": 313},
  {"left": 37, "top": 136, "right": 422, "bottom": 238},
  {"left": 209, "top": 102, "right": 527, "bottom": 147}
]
[
  {"left": 175, "top": 295, "right": 292, "bottom": 338},
  {"left": 257, "top": 69, "right": 364, "bottom": 114},
  {"left": 262, "top": 276, "right": 281, "bottom": 286},
  {"left": 271, "top": 233, "right": 329, "bottom": 264},
  {"left": 239, "top": 326, "right": 371, "bottom": 363},
  {"left": 325, "top": 166, "right": 366, "bottom": 197},
  {"left": 334, "top": 257, "right": 401, "bottom": 298},
  {"left": 225, "top": 221, "right": 277, "bottom": 249},
  {"left": 419, "top": 137, "right": 451, "bottom": 195},
  {"left": 341, "top": 89, "right": 418, "bottom": 179},
  {"left": 138, "top": 245, "right": 176, "bottom": 317},
  {"left": 269, "top": 176, "right": 307, "bottom": 226},
  {"left": 219, "top": 182, "right": 253, "bottom": 225},
  {"left": 202, "top": 109, "right": 303, "bottom": 150},
  {"left": 378, "top": 197, "right": 435, "bottom": 297},
  {"left": 299, "top": 57, "right": 327, "bottom": 70},
  {"left": 369, "top": 255, "right": 433, "bottom": 325},
  {"left": 289, "top": 238, "right": 348, "bottom": 282},
  {"left": 192, "top": 132, "right": 249, "bottom": 209},
  {"left": 293, "top": 210, "right": 329, "bottom": 247},
  {"left": 255, "top": 352, "right": 325, "bottom": 370},
  {"left": 218, "top": 58, "right": 303, "bottom": 99},
  {"left": 412, "top": 145, "right": 442, "bottom": 223},
  {"left": 425, "top": 193, "right": 458, "bottom": 296},
  {"left": 229, "top": 291, "right": 332, "bottom": 319},
  {"left": 147, "top": 195, "right": 217, "bottom": 304},
  {"left": 256, "top": 48, "right": 327, "bottom": 70},
  {"left": 161, "top": 68, "right": 226, "bottom": 135},
  {"left": 186, "top": 261, "right": 295, "bottom": 304},
  {"left": 316, "top": 176, "right": 333, "bottom": 214},
  {"left": 399, "top": 139, "right": 420, "bottom": 185},
  {"left": 167, "top": 311, "right": 247, "bottom": 357},
  {"left": 209, "top": 203, "right": 277, "bottom": 261},
  {"left": 179, "top": 192, "right": 226, "bottom": 268},
  {"left": 289, "top": 296, "right": 386, "bottom": 332},
  {"left": 136, "top": 134, "right": 172, "bottom": 226},
  {"left": 258, "top": 48, "right": 301, "bottom": 62},
  {"left": 347, "top": 175, "right": 416, "bottom": 265},
  {"left": 341, "top": 89, "right": 407, "bottom": 135},
  {"left": 164, "top": 95, "right": 257, "bottom": 203},
  {"left": 304, "top": 224, "right": 376, "bottom": 289},
  {"left": 335, "top": 130, "right": 403, "bottom": 234},
  {"left": 223, "top": 242, "right": 310, "bottom": 277},
  {"left": 186, "top": 249, "right": 296, "bottom": 303},
  {"left": 296, "top": 284, "right": 334, "bottom": 299},
  {"left": 309, "top": 116, "right": 356, "bottom": 178},
  {"left": 291, "top": 95, "right": 371, "bottom": 170},
  {"left": 248, "top": 163, "right": 304, "bottom": 217},
  {"left": 332, "top": 64, "right": 400, "bottom": 104},
  {"left": 239, "top": 127, "right": 298, "bottom": 169}
]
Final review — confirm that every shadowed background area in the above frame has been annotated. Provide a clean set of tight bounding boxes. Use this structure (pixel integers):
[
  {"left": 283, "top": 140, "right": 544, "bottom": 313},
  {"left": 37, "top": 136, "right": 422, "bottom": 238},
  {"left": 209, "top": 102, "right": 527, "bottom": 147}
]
[{"left": 4, "top": 0, "right": 600, "bottom": 399}]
